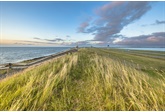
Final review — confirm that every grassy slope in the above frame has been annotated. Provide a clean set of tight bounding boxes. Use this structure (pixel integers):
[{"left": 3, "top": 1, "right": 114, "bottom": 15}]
[
  {"left": 96, "top": 48, "right": 165, "bottom": 78},
  {"left": 0, "top": 48, "right": 165, "bottom": 110},
  {"left": 0, "top": 70, "right": 7, "bottom": 76}
]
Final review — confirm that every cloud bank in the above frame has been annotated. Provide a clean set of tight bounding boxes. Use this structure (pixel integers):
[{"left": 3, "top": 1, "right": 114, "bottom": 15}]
[
  {"left": 13, "top": 37, "right": 74, "bottom": 46},
  {"left": 116, "top": 32, "right": 165, "bottom": 47},
  {"left": 78, "top": 1, "right": 151, "bottom": 41},
  {"left": 45, "top": 38, "right": 64, "bottom": 42},
  {"left": 33, "top": 37, "right": 64, "bottom": 42},
  {"left": 13, "top": 31, "right": 164, "bottom": 47}
]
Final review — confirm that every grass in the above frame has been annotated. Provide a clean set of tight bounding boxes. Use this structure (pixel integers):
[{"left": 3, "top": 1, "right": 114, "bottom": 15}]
[
  {"left": 0, "top": 48, "right": 165, "bottom": 110},
  {"left": 0, "top": 69, "right": 7, "bottom": 76},
  {"left": 95, "top": 48, "right": 165, "bottom": 78}
]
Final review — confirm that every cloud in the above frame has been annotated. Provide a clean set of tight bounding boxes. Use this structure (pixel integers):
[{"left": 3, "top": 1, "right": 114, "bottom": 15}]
[
  {"left": 155, "top": 20, "right": 165, "bottom": 25},
  {"left": 66, "top": 35, "right": 70, "bottom": 37},
  {"left": 33, "top": 37, "right": 64, "bottom": 42},
  {"left": 77, "top": 21, "right": 90, "bottom": 33},
  {"left": 22, "top": 40, "right": 48, "bottom": 44},
  {"left": 77, "top": 40, "right": 90, "bottom": 45},
  {"left": 14, "top": 42, "right": 34, "bottom": 45},
  {"left": 16, "top": 38, "right": 76, "bottom": 46},
  {"left": 45, "top": 38, "right": 64, "bottom": 42},
  {"left": 142, "top": 20, "right": 165, "bottom": 26},
  {"left": 116, "top": 32, "right": 165, "bottom": 47},
  {"left": 33, "top": 37, "right": 42, "bottom": 40},
  {"left": 14, "top": 40, "right": 54, "bottom": 46},
  {"left": 77, "top": 17, "right": 93, "bottom": 33},
  {"left": 78, "top": 1, "right": 151, "bottom": 41}
]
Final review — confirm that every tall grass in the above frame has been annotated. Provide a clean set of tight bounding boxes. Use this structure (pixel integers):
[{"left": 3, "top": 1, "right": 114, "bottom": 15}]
[{"left": 0, "top": 48, "right": 164, "bottom": 110}]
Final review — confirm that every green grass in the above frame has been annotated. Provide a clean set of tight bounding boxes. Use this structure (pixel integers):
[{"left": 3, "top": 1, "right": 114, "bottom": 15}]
[
  {"left": 0, "top": 69, "right": 7, "bottom": 76},
  {"left": 95, "top": 48, "right": 165, "bottom": 77},
  {"left": 0, "top": 48, "right": 165, "bottom": 110}
]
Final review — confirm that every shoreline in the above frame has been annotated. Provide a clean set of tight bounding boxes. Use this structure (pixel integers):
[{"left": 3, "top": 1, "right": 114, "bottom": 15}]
[
  {"left": 0, "top": 48, "right": 78, "bottom": 79},
  {"left": 0, "top": 47, "right": 72, "bottom": 65}
]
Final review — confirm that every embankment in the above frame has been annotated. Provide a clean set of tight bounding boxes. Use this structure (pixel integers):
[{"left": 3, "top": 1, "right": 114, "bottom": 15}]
[{"left": 0, "top": 48, "right": 164, "bottom": 110}]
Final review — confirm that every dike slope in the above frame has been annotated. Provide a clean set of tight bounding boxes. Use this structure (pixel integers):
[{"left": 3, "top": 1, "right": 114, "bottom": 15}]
[{"left": 0, "top": 48, "right": 164, "bottom": 110}]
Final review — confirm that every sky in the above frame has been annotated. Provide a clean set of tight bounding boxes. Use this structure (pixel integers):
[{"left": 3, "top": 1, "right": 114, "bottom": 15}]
[{"left": 0, "top": 1, "right": 165, "bottom": 47}]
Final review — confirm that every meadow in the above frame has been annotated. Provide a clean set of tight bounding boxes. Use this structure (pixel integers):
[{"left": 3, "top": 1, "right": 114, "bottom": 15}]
[{"left": 0, "top": 48, "right": 164, "bottom": 110}]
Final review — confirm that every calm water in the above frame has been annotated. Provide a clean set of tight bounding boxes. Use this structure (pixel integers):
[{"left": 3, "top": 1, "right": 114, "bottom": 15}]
[
  {"left": 0, "top": 47, "right": 71, "bottom": 64},
  {"left": 118, "top": 48, "right": 165, "bottom": 51},
  {"left": 1, "top": 47, "right": 164, "bottom": 65}
]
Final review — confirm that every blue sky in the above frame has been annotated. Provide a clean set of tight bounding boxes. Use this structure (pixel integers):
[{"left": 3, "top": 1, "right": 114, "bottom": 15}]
[{"left": 0, "top": 1, "right": 165, "bottom": 47}]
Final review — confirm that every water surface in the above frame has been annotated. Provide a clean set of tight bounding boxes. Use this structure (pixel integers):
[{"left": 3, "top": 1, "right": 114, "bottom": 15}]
[
  {"left": 118, "top": 48, "right": 165, "bottom": 51},
  {"left": 0, "top": 47, "right": 71, "bottom": 64}
]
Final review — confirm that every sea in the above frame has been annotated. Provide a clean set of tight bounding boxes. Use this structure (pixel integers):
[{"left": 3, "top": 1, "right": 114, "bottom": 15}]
[
  {"left": 0, "top": 47, "right": 164, "bottom": 65},
  {"left": 118, "top": 48, "right": 165, "bottom": 51},
  {"left": 0, "top": 47, "right": 71, "bottom": 65}
]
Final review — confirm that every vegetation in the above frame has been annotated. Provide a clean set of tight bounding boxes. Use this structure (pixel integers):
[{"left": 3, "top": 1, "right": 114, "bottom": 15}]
[
  {"left": 0, "top": 69, "right": 7, "bottom": 76},
  {"left": 0, "top": 48, "right": 165, "bottom": 110}
]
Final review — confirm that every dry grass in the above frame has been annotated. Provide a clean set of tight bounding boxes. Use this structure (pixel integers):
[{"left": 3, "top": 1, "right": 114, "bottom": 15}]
[{"left": 0, "top": 48, "right": 164, "bottom": 110}]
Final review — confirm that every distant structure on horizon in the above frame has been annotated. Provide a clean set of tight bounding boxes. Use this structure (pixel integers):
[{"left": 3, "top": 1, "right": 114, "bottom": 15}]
[{"left": 76, "top": 45, "right": 78, "bottom": 49}]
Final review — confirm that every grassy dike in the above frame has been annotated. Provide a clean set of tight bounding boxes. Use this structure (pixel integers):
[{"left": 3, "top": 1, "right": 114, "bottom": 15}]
[{"left": 0, "top": 48, "right": 165, "bottom": 110}]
